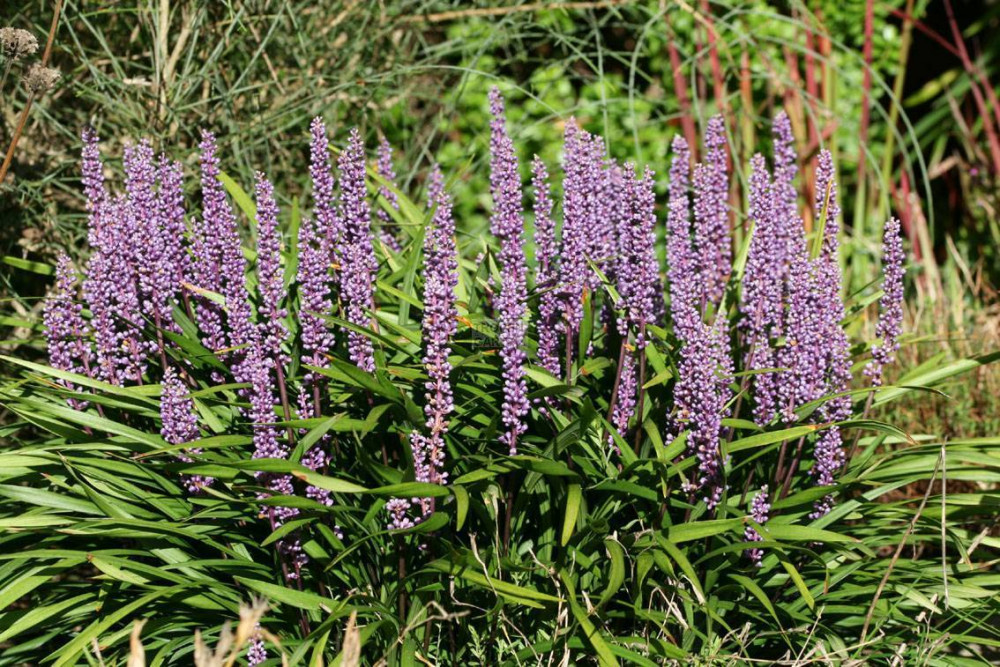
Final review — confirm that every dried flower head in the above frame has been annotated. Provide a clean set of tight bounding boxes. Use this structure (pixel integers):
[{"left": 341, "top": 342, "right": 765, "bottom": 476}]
[
  {"left": 24, "top": 63, "right": 59, "bottom": 94},
  {"left": 0, "top": 28, "right": 38, "bottom": 61}
]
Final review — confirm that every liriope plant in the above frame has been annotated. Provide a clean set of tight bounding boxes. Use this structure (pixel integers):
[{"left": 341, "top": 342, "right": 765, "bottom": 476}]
[{"left": 2, "top": 86, "right": 1000, "bottom": 665}]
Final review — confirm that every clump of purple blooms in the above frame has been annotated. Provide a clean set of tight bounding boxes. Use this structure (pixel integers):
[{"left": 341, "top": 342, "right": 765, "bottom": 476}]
[{"left": 42, "top": 95, "right": 906, "bottom": 588}]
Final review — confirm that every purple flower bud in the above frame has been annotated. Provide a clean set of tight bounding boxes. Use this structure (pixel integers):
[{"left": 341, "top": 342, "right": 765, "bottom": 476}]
[
  {"left": 161, "top": 366, "right": 212, "bottom": 493},
  {"left": 559, "top": 120, "right": 606, "bottom": 343},
  {"left": 82, "top": 195, "right": 146, "bottom": 385},
  {"left": 744, "top": 485, "right": 770, "bottom": 566},
  {"left": 864, "top": 218, "right": 904, "bottom": 387},
  {"left": 375, "top": 137, "right": 402, "bottom": 251},
  {"left": 531, "top": 156, "right": 561, "bottom": 377},
  {"left": 615, "top": 164, "right": 661, "bottom": 346},
  {"left": 193, "top": 131, "right": 256, "bottom": 380},
  {"left": 665, "top": 135, "right": 701, "bottom": 342},
  {"left": 254, "top": 172, "right": 289, "bottom": 368},
  {"left": 741, "top": 153, "right": 782, "bottom": 425},
  {"left": 674, "top": 316, "right": 733, "bottom": 509},
  {"left": 337, "top": 128, "right": 378, "bottom": 373},
  {"left": 488, "top": 87, "right": 529, "bottom": 455},
  {"left": 44, "top": 254, "right": 93, "bottom": 407},
  {"left": 692, "top": 116, "right": 730, "bottom": 305},
  {"left": 391, "top": 166, "right": 459, "bottom": 527}
]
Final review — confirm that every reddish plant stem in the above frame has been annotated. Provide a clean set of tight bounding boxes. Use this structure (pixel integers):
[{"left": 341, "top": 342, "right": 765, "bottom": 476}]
[
  {"left": 632, "top": 322, "right": 647, "bottom": 455},
  {"left": 943, "top": 0, "right": 1000, "bottom": 173},
  {"left": 667, "top": 40, "right": 699, "bottom": 163},
  {"left": 0, "top": 0, "right": 63, "bottom": 186},
  {"left": 778, "top": 436, "right": 807, "bottom": 501},
  {"left": 274, "top": 362, "right": 294, "bottom": 443}
]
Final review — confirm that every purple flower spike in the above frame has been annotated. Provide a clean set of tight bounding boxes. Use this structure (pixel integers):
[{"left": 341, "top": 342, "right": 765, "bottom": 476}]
[
  {"left": 741, "top": 153, "right": 783, "bottom": 425},
  {"left": 161, "top": 366, "right": 212, "bottom": 493},
  {"left": 309, "top": 117, "right": 342, "bottom": 283},
  {"left": 337, "top": 127, "right": 378, "bottom": 373},
  {"left": 673, "top": 316, "right": 732, "bottom": 510},
  {"left": 375, "top": 137, "right": 402, "bottom": 251},
  {"left": 151, "top": 156, "right": 188, "bottom": 334},
  {"left": 80, "top": 130, "right": 144, "bottom": 385},
  {"left": 390, "top": 166, "right": 459, "bottom": 528},
  {"left": 531, "top": 156, "right": 561, "bottom": 377},
  {"left": 615, "top": 165, "right": 661, "bottom": 346},
  {"left": 692, "top": 115, "right": 730, "bottom": 306},
  {"left": 194, "top": 131, "right": 255, "bottom": 380},
  {"left": 44, "top": 254, "right": 92, "bottom": 407},
  {"left": 666, "top": 135, "right": 701, "bottom": 343},
  {"left": 610, "top": 347, "right": 637, "bottom": 447},
  {"left": 559, "top": 120, "right": 607, "bottom": 348},
  {"left": 488, "top": 87, "right": 529, "bottom": 455},
  {"left": 297, "top": 213, "right": 335, "bottom": 374},
  {"left": 864, "top": 218, "right": 905, "bottom": 387},
  {"left": 254, "top": 172, "right": 289, "bottom": 368},
  {"left": 744, "top": 485, "right": 770, "bottom": 566}
]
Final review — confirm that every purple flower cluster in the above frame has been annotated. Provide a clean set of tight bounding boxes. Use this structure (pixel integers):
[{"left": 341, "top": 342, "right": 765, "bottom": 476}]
[
  {"left": 609, "top": 165, "right": 662, "bottom": 442},
  {"left": 559, "top": 119, "right": 608, "bottom": 343},
  {"left": 864, "top": 217, "right": 905, "bottom": 387},
  {"left": 389, "top": 166, "right": 459, "bottom": 529},
  {"left": 44, "top": 254, "right": 92, "bottom": 380},
  {"left": 665, "top": 135, "right": 700, "bottom": 341},
  {"left": 488, "top": 87, "right": 529, "bottom": 455},
  {"left": 531, "top": 157, "right": 561, "bottom": 377},
  {"left": 672, "top": 318, "right": 733, "bottom": 509},
  {"left": 160, "top": 367, "right": 212, "bottom": 493},
  {"left": 254, "top": 172, "right": 289, "bottom": 367},
  {"left": 692, "top": 116, "right": 731, "bottom": 306},
  {"left": 615, "top": 165, "right": 660, "bottom": 345},
  {"left": 194, "top": 131, "right": 256, "bottom": 383},
  {"left": 81, "top": 133, "right": 146, "bottom": 385},
  {"left": 336, "top": 127, "right": 378, "bottom": 373},
  {"left": 665, "top": 129, "right": 734, "bottom": 508},
  {"left": 744, "top": 485, "right": 770, "bottom": 566},
  {"left": 375, "top": 137, "right": 402, "bottom": 251}
]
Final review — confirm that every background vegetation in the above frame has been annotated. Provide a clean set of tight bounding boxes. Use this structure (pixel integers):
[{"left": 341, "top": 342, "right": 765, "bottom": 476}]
[{"left": 2, "top": 0, "right": 1000, "bottom": 664}]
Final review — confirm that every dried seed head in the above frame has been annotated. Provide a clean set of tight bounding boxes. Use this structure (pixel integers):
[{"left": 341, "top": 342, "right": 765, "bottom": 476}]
[
  {"left": 0, "top": 27, "right": 38, "bottom": 61},
  {"left": 24, "top": 63, "right": 60, "bottom": 94}
]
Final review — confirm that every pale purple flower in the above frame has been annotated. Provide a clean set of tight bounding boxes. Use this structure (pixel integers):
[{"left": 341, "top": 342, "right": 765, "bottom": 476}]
[
  {"left": 665, "top": 135, "right": 700, "bottom": 342},
  {"left": 44, "top": 254, "right": 92, "bottom": 407},
  {"left": 531, "top": 156, "right": 561, "bottom": 377},
  {"left": 375, "top": 137, "right": 402, "bottom": 251},
  {"left": 337, "top": 127, "right": 378, "bottom": 373},
  {"left": 488, "top": 87, "right": 529, "bottom": 455},
  {"left": 615, "top": 164, "right": 661, "bottom": 347},
  {"left": 692, "top": 116, "right": 730, "bottom": 306},
  {"left": 161, "top": 366, "right": 212, "bottom": 493},
  {"left": 610, "top": 347, "right": 637, "bottom": 447},
  {"left": 83, "top": 195, "right": 146, "bottom": 385},
  {"left": 741, "top": 153, "right": 782, "bottom": 425},
  {"left": 151, "top": 155, "right": 188, "bottom": 334},
  {"left": 674, "top": 316, "right": 732, "bottom": 509},
  {"left": 247, "top": 628, "right": 265, "bottom": 666},
  {"left": 864, "top": 218, "right": 905, "bottom": 387},
  {"left": 309, "top": 117, "right": 342, "bottom": 284},
  {"left": 391, "top": 166, "right": 458, "bottom": 528},
  {"left": 254, "top": 172, "right": 289, "bottom": 368},
  {"left": 296, "top": 213, "right": 335, "bottom": 373},
  {"left": 559, "top": 120, "right": 605, "bottom": 342},
  {"left": 744, "top": 485, "right": 770, "bottom": 566},
  {"left": 193, "top": 131, "right": 256, "bottom": 381}
]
